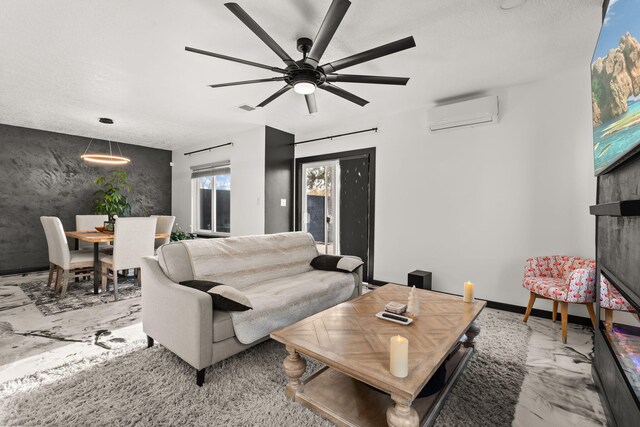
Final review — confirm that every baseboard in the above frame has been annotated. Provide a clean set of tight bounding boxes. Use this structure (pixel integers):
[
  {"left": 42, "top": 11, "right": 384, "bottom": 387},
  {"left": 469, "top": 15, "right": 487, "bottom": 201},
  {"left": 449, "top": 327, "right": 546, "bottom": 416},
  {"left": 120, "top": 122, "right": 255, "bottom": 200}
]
[
  {"left": 0, "top": 266, "right": 49, "bottom": 277},
  {"left": 368, "top": 280, "right": 593, "bottom": 327}
]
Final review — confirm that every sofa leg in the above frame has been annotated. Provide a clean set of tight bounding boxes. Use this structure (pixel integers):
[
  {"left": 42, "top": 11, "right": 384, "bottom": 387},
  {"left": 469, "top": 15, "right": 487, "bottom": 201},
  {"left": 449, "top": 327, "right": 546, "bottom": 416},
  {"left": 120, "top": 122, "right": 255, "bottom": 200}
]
[
  {"left": 196, "top": 368, "right": 205, "bottom": 387},
  {"left": 147, "top": 335, "right": 154, "bottom": 348}
]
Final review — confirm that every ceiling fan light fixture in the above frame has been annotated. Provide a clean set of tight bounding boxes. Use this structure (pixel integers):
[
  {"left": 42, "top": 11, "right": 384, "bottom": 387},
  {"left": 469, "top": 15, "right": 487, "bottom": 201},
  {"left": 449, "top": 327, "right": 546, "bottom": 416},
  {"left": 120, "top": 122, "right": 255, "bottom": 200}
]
[{"left": 293, "top": 80, "right": 316, "bottom": 95}]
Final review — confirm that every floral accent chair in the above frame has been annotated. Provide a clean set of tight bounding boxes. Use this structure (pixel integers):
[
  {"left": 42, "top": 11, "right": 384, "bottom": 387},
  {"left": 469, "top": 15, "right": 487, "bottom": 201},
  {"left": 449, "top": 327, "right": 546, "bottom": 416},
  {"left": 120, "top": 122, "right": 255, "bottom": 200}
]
[
  {"left": 522, "top": 255, "right": 596, "bottom": 343},
  {"left": 600, "top": 276, "right": 636, "bottom": 332}
]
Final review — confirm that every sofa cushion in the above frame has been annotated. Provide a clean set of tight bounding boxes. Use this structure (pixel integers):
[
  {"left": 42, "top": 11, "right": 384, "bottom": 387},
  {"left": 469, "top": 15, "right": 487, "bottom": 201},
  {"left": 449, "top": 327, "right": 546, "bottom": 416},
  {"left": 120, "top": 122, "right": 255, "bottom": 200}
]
[
  {"left": 311, "top": 255, "right": 363, "bottom": 273},
  {"left": 229, "top": 269, "right": 356, "bottom": 344},
  {"left": 157, "top": 242, "right": 194, "bottom": 283},
  {"left": 213, "top": 310, "right": 236, "bottom": 342},
  {"left": 182, "top": 232, "right": 319, "bottom": 290}
]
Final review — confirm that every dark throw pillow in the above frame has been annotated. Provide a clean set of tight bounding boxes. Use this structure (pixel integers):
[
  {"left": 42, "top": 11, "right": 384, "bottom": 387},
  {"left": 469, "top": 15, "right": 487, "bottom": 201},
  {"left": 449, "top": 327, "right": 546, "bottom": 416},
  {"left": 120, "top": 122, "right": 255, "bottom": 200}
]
[
  {"left": 179, "top": 280, "right": 252, "bottom": 312},
  {"left": 310, "top": 255, "right": 364, "bottom": 273}
]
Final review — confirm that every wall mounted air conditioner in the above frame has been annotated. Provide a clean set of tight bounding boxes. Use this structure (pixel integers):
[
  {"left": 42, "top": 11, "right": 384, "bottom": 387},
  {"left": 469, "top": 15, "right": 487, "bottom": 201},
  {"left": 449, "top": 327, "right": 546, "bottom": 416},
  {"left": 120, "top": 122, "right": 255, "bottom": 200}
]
[{"left": 428, "top": 95, "right": 499, "bottom": 133}]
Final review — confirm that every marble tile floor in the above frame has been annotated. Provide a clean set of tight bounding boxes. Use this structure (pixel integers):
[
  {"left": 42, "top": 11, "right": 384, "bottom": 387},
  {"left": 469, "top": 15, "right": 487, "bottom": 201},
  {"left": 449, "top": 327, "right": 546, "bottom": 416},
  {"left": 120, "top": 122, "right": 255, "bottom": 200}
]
[{"left": 0, "top": 271, "right": 608, "bottom": 426}]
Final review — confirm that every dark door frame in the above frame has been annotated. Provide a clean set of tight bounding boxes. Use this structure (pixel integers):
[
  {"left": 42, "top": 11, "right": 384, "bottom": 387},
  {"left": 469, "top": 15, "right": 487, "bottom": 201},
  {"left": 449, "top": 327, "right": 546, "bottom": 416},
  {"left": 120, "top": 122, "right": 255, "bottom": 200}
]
[{"left": 295, "top": 147, "right": 376, "bottom": 283}]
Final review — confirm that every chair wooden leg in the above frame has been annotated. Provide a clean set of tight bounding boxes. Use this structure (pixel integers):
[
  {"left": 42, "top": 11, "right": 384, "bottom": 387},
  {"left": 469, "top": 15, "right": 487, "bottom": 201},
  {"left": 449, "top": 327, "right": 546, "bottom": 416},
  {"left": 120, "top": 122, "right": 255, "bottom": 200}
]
[
  {"left": 560, "top": 302, "right": 568, "bottom": 344},
  {"left": 585, "top": 303, "right": 596, "bottom": 328},
  {"left": 54, "top": 266, "right": 63, "bottom": 293},
  {"left": 552, "top": 300, "right": 558, "bottom": 323},
  {"left": 47, "top": 263, "right": 55, "bottom": 288},
  {"left": 113, "top": 274, "right": 119, "bottom": 301},
  {"left": 523, "top": 292, "right": 536, "bottom": 323},
  {"left": 60, "top": 269, "right": 71, "bottom": 297},
  {"left": 605, "top": 308, "right": 614, "bottom": 332},
  {"left": 101, "top": 265, "right": 108, "bottom": 293}
]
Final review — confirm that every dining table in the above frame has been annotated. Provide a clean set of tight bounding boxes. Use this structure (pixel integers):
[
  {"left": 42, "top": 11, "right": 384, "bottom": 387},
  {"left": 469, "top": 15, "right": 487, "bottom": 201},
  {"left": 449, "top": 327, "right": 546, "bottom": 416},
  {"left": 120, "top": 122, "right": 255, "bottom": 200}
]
[{"left": 64, "top": 230, "right": 170, "bottom": 294}]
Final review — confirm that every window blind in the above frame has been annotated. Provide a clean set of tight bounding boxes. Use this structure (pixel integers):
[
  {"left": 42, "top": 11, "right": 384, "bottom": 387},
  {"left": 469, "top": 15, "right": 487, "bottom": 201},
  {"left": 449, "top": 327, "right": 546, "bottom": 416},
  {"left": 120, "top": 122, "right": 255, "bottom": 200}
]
[{"left": 190, "top": 160, "right": 230, "bottom": 179}]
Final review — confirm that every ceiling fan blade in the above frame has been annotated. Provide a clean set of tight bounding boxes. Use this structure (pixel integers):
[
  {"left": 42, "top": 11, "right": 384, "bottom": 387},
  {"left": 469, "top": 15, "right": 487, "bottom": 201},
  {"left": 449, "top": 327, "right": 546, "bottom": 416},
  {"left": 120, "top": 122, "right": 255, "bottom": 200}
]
[
  {"left": 256, "top": 85, "right": 292, "bottom": 107},
  {"left": 224, "top": 3, "right": 296, "bottom": 67},
  {"left": 305, "top": 0, "right": 351, "bottom": 68},
  {"left": 209, "top": 77, "right": 285, "bottom": 89},
  {"left": 305, "top": 93, "right": 318, "bottom": 114},
  {"left": 185, "top": 46, "right": 286, "bottom": 74},
  {"left": 320, "top": 36, "right": 416, "bottom": 73},
  {"left": 325, "top": 74, "right": 409, "bottom": 85},
  {"left": 320, "top": 83, "right": 368, "bottom": 106}
]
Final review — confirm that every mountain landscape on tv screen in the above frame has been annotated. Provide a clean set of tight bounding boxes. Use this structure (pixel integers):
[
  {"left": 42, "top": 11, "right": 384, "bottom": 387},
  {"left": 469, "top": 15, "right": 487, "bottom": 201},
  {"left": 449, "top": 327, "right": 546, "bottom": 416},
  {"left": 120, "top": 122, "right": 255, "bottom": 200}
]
[{"left": 591, "top": 0, "right": 640, "bottom": 175}]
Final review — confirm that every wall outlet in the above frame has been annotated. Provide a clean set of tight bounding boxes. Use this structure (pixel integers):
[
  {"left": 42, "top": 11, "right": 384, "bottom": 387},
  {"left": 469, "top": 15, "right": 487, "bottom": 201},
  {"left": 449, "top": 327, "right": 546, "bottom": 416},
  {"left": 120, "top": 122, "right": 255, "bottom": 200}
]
[{"left": 280, "top": 199, "right": 287, "bottom": 207}]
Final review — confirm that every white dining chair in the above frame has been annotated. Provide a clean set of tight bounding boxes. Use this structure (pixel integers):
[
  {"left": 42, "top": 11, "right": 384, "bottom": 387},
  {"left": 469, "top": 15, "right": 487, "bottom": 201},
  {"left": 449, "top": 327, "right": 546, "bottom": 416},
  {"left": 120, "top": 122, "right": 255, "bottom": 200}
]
[
  {"left": 150, "top": 215, "right": 175, "bottom": 250},
  {"left": 40, "top": 216, "right": 58, "bottom": 288},
  {"left": 100, "top": 217, "right": 157, "bottom": 300},
  {"left": 75, "top": 215, "right": 109, "bottom": 250},
  {"left": 40, "top": 216, "right": 94, "bottom": 297}
]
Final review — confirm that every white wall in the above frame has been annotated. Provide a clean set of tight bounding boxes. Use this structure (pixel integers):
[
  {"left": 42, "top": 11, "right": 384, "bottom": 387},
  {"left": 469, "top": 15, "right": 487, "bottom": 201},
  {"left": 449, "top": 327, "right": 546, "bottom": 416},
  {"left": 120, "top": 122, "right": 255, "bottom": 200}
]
[
  {"left": 172, "top": 126, "right": 265, "bottom": 237},
  {"left": 295, "top": 65, "right": 597, "bottom": 315}
]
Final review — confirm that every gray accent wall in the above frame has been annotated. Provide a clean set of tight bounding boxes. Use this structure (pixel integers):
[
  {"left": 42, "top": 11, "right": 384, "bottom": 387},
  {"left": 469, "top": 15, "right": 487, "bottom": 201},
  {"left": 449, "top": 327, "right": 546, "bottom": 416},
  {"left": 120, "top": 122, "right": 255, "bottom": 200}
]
[{"left": 0, "top": 123, "right": 172, "bottom": 274}]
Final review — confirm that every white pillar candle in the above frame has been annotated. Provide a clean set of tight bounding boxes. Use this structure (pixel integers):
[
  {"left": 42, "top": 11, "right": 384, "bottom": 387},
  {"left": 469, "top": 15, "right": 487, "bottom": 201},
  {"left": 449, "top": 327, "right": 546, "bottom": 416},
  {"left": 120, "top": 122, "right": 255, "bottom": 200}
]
[
  {"left": 390, "top": 335, "right": 409, "bottom": 378},
  {"left": 463, "top": 281, "right": 474, "bottom": 303}
]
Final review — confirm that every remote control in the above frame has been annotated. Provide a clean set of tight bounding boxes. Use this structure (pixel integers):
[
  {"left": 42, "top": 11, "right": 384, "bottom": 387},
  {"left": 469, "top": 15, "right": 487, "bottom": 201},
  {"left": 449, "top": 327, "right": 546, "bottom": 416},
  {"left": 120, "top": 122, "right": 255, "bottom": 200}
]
[
  {"left": 382, "top": 312, "right": 410, "bottom": 322},
  {"left": 375, "top": 311, "right": 413, "bottom": 325}
]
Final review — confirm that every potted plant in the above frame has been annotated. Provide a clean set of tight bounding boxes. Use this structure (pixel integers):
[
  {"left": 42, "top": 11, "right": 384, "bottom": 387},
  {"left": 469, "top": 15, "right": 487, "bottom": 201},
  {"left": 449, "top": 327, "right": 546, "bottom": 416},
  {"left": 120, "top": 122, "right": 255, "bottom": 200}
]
[
  {"left": 171, "top": 224, "right": 197, "bottom": 241},
  {"left": 94, "top": 170, "right": 132, "bottom": 229}
]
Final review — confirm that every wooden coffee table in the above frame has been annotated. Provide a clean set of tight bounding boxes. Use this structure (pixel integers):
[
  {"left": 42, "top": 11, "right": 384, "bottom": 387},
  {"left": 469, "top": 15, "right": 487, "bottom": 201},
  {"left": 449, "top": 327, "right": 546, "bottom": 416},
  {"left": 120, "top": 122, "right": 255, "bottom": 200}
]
[{"left": 270, "top": 284, "right": 486, "bottom": 427}]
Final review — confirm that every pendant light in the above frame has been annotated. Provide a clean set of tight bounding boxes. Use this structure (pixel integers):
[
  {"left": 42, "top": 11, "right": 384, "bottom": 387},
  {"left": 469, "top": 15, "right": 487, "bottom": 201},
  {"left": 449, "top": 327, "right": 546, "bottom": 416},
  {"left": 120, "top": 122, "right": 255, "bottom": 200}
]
[{"left": 81, "top": 118, "right": 131, "bottom": 165}]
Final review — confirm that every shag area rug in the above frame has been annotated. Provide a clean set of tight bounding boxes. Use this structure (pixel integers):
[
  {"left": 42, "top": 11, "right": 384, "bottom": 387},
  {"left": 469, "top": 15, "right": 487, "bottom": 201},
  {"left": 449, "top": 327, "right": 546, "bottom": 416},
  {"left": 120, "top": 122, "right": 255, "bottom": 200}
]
[
  {"left": 0, "top": 310, "right": 531, "bottom": 426},
  {"left": 18, "top": 277, "right": 140, "bottom": 316}
]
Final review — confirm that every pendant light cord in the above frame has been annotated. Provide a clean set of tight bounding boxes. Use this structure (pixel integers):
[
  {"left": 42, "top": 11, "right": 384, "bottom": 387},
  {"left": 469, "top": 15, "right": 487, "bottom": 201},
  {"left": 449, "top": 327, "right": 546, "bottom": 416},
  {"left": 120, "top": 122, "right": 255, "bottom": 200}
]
[{"left": 83, "top": 138, "right": 94, "bottom": 156}]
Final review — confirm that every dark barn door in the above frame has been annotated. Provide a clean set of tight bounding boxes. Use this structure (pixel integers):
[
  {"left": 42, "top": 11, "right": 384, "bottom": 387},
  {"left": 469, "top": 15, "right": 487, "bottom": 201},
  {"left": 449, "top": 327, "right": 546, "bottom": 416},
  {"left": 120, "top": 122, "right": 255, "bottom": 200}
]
[{"left": 339, "top": 155, "right": 371, "bottom": 280}]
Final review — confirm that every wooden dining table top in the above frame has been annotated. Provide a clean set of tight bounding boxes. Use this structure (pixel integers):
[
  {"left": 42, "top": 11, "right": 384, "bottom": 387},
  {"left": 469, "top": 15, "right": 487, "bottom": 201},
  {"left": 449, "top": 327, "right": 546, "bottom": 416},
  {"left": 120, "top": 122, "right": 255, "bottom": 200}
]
[{"left": 65, "top": 230, "right": 170, "bottom": 243}]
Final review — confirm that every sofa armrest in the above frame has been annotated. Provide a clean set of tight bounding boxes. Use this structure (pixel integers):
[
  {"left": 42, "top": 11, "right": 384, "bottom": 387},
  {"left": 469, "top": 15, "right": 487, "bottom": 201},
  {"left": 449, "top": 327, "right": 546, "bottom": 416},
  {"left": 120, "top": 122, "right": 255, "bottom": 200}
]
[
  {"left": 342, "top": 255, "right": 363, "bottom": 296},
  {"left": 565, "top": 268, "right": 596, "bottom": 303},
  {"left": 141, "top": 256, "right": 213, "bottom": 370}
]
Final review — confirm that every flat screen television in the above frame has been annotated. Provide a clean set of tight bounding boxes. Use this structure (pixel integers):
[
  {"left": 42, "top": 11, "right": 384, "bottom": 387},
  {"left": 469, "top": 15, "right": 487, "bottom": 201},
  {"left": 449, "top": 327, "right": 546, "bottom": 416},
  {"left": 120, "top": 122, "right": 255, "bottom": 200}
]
[{"left": 591, "top": 0, "right": 640, "bottom": 175}]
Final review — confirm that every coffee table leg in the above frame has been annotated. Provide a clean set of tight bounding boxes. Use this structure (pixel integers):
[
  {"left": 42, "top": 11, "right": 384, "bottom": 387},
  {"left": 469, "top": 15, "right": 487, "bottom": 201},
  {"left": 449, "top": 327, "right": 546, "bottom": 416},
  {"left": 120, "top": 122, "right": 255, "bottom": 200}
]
[
  {"left": 463, "top": 320, "right": 481, "bottom": 348},
  {"left": 283, "top": 347, "right": 306, "bottom": 400},
  {"left": 387, "top": 394, "right": 419, "bottom": 427}
]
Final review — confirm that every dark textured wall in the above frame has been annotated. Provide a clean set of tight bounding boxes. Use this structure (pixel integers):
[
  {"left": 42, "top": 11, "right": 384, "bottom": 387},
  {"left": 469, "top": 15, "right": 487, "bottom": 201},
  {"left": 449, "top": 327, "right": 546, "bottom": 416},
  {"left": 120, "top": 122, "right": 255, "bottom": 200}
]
[
  {"left": 597, "top": 152, "right": 640, "bottom": 304},
  {"left": 0, "top": 123, "right": 172, "bottom": 274},
  {"left": 264, "top": 126, "right": 294, "bottom": 234},
  {"left": 595, "top": 151, "right": 640, "bottom": 426}
]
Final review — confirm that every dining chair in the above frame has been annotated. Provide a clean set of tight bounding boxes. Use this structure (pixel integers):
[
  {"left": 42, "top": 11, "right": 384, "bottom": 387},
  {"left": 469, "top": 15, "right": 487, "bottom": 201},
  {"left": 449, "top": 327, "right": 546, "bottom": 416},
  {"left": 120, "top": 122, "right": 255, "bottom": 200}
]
[
  {"left": 150, "top": 215, "right": 175, "bottom": 250},
  {"left": 100, "top": 217, "right": 157, "bottom": 300},
  {"left": 40, "top": 216, "right": 94, "bottom": 297},
  {"left": 40, "top": 216, "right": 59, "bottom": 289},
  {"left": 75, "top": 215, "right": 109, "bottom": 250}
]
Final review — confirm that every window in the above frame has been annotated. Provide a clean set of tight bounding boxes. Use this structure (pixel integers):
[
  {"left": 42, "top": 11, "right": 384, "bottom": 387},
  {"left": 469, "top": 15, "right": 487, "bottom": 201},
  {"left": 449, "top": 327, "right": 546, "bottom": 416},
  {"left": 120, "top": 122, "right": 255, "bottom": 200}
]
[{"left": 192, "top": 162, "right": 231, "bottom": 235}]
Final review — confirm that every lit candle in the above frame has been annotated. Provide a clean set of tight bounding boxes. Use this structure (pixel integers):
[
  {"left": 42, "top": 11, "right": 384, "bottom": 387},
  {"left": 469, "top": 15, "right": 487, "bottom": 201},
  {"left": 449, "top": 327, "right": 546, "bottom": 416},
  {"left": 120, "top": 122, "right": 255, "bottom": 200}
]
[
  {"left": 463, "top": 281, "right": 474, "bottom": 303},
  {"left": 390, "top": 335, "right": 409, "bottom": 378}
]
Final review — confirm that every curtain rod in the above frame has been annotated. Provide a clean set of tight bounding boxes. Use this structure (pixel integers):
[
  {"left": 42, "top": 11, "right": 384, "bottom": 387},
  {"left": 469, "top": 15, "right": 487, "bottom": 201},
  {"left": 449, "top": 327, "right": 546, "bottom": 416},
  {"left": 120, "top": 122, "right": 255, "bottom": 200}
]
[
  {"left": 294, "top": 127, "right": 378, "bottom": 145},
  {"left": 184, "top": 142, "right": 233, "bottom": 156}
]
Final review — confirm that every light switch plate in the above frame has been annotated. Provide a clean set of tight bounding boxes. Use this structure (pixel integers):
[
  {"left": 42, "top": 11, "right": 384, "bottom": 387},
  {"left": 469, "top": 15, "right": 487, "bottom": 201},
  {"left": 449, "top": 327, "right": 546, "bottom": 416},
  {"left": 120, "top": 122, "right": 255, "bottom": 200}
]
[{"left": 280, "top": 199, "right": 287, "bottom": 207}]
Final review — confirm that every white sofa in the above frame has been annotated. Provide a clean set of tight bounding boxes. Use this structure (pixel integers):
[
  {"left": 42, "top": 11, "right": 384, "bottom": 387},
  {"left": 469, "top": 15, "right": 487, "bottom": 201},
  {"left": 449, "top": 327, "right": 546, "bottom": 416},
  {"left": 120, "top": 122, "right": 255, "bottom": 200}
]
[{"left": 141, "top": 231, "right": 362, "bottom": 386}]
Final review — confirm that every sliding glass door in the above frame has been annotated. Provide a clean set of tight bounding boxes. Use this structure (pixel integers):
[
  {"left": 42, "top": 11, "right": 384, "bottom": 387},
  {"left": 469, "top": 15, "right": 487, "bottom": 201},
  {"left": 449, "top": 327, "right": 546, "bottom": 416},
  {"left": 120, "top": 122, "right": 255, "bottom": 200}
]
[{"left": 301, "top": 161, "right": 340, "bottom": 255}]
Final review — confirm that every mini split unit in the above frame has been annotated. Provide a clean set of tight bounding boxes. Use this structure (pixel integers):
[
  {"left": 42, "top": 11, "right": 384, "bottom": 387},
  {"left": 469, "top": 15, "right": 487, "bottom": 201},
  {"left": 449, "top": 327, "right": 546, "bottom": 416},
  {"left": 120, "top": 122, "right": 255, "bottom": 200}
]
[{"left": 428, "top": 95, "right": 499, "bottom": 132}]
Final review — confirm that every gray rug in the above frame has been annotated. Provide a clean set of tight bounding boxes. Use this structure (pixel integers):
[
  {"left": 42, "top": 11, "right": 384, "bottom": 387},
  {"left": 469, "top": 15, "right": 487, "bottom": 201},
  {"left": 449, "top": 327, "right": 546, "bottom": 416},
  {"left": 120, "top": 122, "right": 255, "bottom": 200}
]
[
  {"left": 0, "top": 309, "right": 531, "bottom": 426},
  {"left": 18, "top": 277, "right": 140, "bottom": 316}
]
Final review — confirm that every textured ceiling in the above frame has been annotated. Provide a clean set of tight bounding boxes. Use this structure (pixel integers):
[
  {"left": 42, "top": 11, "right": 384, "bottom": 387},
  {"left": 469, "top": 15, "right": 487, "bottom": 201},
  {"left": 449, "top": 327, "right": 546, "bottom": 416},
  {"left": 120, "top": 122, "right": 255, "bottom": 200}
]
[{"left": 0, "top": 0, "right": 603, "bottom": 149}]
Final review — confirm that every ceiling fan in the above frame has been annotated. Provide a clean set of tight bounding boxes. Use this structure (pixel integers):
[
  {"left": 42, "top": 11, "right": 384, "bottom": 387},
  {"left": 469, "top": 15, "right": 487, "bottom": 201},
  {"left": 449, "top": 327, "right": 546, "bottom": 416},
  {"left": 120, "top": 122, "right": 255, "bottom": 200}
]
[{"left": 185, "top": 0, "right": 416, "bottom": 114}]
